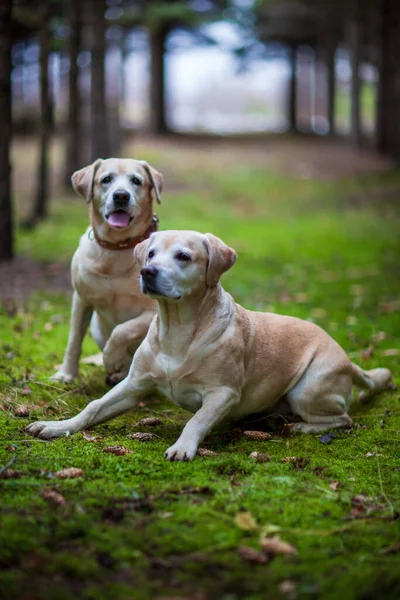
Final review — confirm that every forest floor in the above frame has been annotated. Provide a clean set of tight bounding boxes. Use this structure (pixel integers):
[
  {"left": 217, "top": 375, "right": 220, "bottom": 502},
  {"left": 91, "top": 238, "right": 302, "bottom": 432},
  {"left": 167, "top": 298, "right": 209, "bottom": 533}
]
[{"left": 0, "top": 134, "right": 400, "bottom": 600}]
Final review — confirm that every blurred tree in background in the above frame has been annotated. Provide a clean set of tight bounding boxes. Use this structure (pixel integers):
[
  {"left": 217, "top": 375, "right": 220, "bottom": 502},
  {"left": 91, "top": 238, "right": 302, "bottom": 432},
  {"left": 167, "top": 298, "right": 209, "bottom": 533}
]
[{"left": 0, "top": 0, "right": 400, "bottom": 260}]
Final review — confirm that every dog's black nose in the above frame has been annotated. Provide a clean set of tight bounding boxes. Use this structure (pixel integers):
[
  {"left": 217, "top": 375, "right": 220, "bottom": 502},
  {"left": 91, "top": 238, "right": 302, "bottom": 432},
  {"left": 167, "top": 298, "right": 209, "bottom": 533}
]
[
  {"left": 113, "top": 190, "right": 130, "bottom": 206},
  {"left": 141, "top": 266, "right": 158, "bottom": 279}
]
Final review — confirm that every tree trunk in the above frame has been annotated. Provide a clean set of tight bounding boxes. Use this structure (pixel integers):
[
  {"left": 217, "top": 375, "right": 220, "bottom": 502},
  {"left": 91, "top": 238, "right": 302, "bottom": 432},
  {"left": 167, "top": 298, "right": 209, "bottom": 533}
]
[
  {"left": 149, "top": 24, "right": 168, "bottom": 134},
  {"left": 64, "top": 0, "right": 81, "bottom": 186},
  {"left": 30, "top": 0, "right": 51, "bottom": 223},
  {"left": 89, "top": 0, "right": 109, "bottom": 161},
  {"left": 287, "top": 43, "right": 297, "bottom": 131},
  {"left": 0, "top": 0, "right": 13, "bottom": 261},
  {"left": 326, "top": 40, "right": 336, "bottom": 135},
  {"left": 348, "top": 4, "right": 362, "bottom": 147},
  {"left": 376, "top": 0, "right": 400, "bottom": 161}
]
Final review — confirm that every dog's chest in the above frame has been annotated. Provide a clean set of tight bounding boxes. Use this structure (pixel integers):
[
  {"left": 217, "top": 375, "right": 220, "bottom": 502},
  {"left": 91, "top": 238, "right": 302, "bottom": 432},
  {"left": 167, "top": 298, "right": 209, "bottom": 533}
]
[
  {"left": 74, "top": 261, "right": 141, "bottom": 311},
  {"left": 150, "top": 353, "right": 204, "bottom": 413}
]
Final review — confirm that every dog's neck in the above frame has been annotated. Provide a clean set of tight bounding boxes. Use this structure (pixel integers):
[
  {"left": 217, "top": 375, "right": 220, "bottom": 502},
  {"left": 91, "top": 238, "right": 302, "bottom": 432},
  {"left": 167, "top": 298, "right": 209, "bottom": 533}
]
[
  {"left": 90, "top": 205, "right": 154, "bottom": 245},
  {"left": 155, "top": 285, "right": 233, "bottom": 356}
]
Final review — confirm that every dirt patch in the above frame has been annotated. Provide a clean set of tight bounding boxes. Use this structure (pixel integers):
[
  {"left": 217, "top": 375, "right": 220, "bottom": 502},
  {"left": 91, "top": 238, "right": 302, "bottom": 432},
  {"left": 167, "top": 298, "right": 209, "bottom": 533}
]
[{"left": 0, "top": 257, "right": 71, "bottom": 305}]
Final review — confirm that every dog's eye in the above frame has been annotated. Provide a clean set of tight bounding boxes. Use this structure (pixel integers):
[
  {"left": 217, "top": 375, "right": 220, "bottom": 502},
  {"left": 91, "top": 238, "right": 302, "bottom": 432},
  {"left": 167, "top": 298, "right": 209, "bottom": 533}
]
[
  {"left": 148, "top": 250, "right": 155, "bottom": 259},
  {"left": 102, "top": 176, "right": 112, "bottom": 184},
  {"left": 131, "top": 176, "right": 142, "bottom": 186},
  {"left": 176, "top": 252, "right": 191, "bottom": 262}
]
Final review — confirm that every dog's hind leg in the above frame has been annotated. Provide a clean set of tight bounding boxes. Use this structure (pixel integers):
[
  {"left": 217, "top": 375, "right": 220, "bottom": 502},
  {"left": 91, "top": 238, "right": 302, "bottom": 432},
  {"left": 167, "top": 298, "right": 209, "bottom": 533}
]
[
  {"left": 103, "top": 310, "right": 155, "bottom": 385},
  {"left": 81, "top": 313, "right": 107, "bottom": 367},
  {"left": 286, "top": 361, "right": 353, "bottom": 434}
]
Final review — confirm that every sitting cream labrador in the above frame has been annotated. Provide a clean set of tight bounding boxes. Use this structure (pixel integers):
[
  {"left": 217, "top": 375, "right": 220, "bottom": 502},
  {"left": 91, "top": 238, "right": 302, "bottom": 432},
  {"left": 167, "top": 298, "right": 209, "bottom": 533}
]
[
  {"left": 51, "top": 158, "right": 162, "bottom": 385},
  {"left": 30, "top": 231, "right": 392, "bottom": 460}
]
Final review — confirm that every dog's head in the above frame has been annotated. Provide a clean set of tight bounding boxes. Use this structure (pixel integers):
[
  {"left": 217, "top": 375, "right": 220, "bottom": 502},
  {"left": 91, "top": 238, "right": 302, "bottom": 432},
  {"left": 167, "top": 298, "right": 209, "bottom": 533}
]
[
  {"left": 134, "top": 230, "right": 237, "bottom": 301},
  {"left": 71, "top": 158, "right": 163, "bottom": 231}
]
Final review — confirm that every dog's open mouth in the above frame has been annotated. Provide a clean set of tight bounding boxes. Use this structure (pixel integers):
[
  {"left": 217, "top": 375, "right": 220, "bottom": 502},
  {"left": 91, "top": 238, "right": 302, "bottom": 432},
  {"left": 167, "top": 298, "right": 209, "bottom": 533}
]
[{"left": 106, "top": 210, "right": 133, "bottom": 229}]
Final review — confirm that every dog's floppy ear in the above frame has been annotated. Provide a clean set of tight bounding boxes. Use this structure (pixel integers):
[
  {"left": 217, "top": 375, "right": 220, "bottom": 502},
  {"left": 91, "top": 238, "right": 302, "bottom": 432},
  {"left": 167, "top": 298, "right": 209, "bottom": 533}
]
[
  {"left": 71, "top": 159, "right": 102, "bottom": 202},
  {"left": 204, "top": 233, "right": 237, "bottom": 287},
  {"left": 140, "top": 161, "right": 163, "bottom": 205},
  {"left": 134, "top": 237, "right": 150, "bottom": 268}
]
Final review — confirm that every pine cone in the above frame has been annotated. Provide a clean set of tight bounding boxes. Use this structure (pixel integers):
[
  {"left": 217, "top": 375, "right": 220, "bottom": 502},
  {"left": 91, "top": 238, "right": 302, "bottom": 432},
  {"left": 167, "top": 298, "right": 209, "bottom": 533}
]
[
  {"left": 197, "top": 448, "right": 219, "bottom": 457},
  {"left": 130, "top": 432, "right": 156, "bottom": 442},
  {"left": 103, "top": 445, "right": 133, "bottom": 456},
  {"left": 135, "top": 417, "right": 163, "bottom": 427},
  {"left": 243, "top": 430, "right": 272, "bottom": 441},
  {"left": 54, "top": 467, "right": 84, "bottom": 479}
]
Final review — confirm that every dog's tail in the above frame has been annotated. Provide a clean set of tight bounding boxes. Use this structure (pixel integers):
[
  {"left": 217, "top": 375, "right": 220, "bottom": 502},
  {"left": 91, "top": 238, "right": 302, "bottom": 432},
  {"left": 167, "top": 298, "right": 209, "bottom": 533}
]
[{"left": 351, "top": 363, "right": 392, "bottom": 401}]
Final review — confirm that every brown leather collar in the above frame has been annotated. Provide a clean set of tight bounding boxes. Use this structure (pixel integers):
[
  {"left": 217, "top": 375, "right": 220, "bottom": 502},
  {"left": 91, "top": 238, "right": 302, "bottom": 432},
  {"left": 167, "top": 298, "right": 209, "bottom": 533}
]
[{"left": 90, "top": 214, "right": 159, "bottom": 251}]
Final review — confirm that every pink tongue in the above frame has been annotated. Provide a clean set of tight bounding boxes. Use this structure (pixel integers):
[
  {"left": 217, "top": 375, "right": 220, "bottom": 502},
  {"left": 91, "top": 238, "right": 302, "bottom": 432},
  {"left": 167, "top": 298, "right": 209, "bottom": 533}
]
[{"left": 107, "top": 211, "right": 131, "bottom": 228}]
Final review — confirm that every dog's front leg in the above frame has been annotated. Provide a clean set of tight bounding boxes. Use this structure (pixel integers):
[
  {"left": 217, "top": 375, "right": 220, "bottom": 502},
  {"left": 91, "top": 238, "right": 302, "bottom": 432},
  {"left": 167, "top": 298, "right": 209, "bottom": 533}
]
[
  {"left": 103, "top": 310, "right": 155, "bottom": 385},
  {"left": 51, "top": 291, "right": 93, "bottom": 383},
  {"left": 27, "top": 377, "right": 146, "bottom": 440},
  {"left": 165, "top": 387, "right": 239, "bottom": 462}
]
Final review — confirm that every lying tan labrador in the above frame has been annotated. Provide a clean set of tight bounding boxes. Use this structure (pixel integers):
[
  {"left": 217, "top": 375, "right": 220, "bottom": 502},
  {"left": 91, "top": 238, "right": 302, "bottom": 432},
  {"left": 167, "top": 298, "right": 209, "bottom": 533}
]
[
  {"left": 30, "top": 231, "right": 392, "bottom": 460},
  {"left": 51, "top": 158, "right": 162, "bottom": 385}
]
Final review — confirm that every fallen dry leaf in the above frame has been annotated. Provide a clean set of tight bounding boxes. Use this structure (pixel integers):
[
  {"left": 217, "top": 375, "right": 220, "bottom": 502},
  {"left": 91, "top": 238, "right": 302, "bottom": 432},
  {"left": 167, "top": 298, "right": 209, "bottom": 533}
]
[
  {"left": 350, "top": 284, "right": 364, "bottom": 296},
  {"left": 54, "top": 467, "right": 84, "bottom": 479},
  {"left": 359, "top": 345, "right": 374, "bottom": 360},
  {"left": 243, "top": 431, "right": 272, "bottom": 441},
  {"left": 14, "top": 405, "right": 30, "bottom": 417},
  {"left": 234, "top": 512, "right": 258, "bottom": 531},
  {"left": 346, "top": 315, "right": 358, "bottom": 326},
  {"left": 82, "top": 431, "right": 98, "bottom": 442},
  {"left": 237, "top": 545, "right": 269, "bottom": 565},
  {"left": 44, "top": 322, "right": 53, "bottom": 331},
  {"left": 1, "top": 469, "right": 23, "bottom": 479},
  {"left": 260, "top": 535, "right": 297, "bottom": 556},
  {"left": 329, "top": 481, "right": 341, "bottom": 491},
  {"left": 42, "top": 489, "right": 67, "bottom": 507},
  {"left": 372, "top": 331, "right": 387, "bottom": 343},
  {"left": 279, "top": 580, "right": 297, "bottom": 594},
  {"left": 135, "top": 417, "right": 163, "bottom": 427},
  {"left": 349, "top": 494, "right": 380, "bottom": 518},
  {"left": 365, "top": 452, "right": 383, "bottom": 458},
  {"left": 6, "top": 445, "right": 16, "bottom": 453},
  {"left": 129, "top": 432, "right": 156, "bottom": 442},
  {"left": 311, "top": 308, "right": 327, "bottom": 318},
  {"left": 381, "top": 348, "right": 400, "bottom": 357},
  {"left": 103, "top": 445, "right": 133, "bottom": 456},
  {"left": 294, "top": 292, "right": 309, "bottom": 303},
  {"left": 196, "top": 448, "right": 219, "bottom": 457},
  {"left": 249, "top": 451, "right": 271, "bottom": 463},
  {"left": 379, "top": 299, "right": 400, "bottom": 314}
]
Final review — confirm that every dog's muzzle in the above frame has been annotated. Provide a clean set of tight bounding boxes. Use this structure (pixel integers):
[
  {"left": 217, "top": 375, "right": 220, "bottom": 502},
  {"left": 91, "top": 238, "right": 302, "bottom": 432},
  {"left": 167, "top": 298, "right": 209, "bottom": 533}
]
[
  {"left": 106, "top": 190, "right": 133, "bottom": 228},
  {"left": 140, "top": 265, "right": 159, "bottom": 295}
]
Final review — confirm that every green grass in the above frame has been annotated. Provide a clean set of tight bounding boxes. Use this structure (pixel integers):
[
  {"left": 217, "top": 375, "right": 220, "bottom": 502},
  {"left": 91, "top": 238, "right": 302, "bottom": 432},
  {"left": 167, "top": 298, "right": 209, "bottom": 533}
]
[{"left": 1, "top": 138, "right": 400, "bottom": 599}]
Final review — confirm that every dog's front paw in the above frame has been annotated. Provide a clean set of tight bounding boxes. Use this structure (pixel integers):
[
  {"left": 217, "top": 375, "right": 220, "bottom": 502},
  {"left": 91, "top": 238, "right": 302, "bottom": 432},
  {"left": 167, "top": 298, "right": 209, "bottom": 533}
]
[
  {"left": 50, "top": 370, "right": 76, "bottom": 384},
  {"left": 26, "top": 420, "right": 72, "bottom": 440},
  {"left": 164, "top": 440, "right": 198, "bottom": 462}
]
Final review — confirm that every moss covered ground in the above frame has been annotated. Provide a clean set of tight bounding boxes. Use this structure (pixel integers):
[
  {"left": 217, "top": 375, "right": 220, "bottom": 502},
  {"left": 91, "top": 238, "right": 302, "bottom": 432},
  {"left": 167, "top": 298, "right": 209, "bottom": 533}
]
[{"left": 1, "top": 136, "right": 399, "bottom": 600}]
